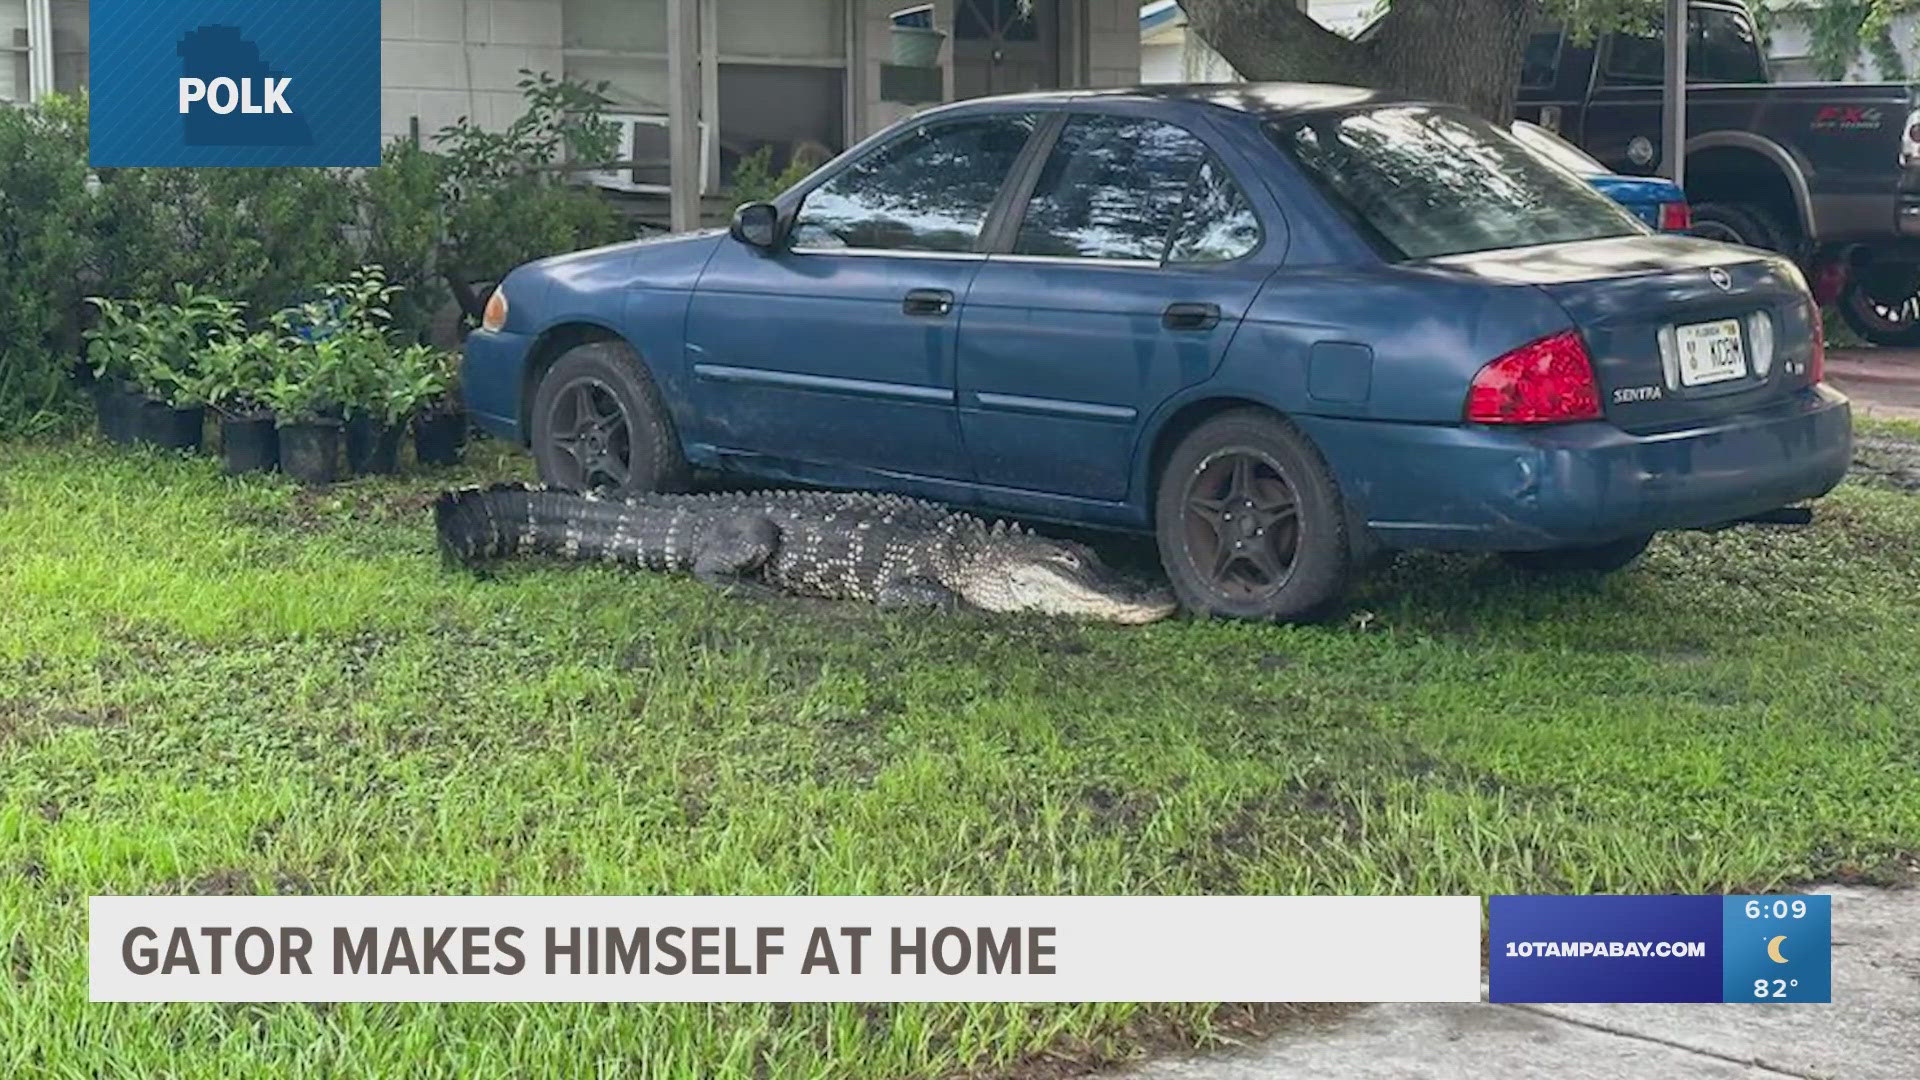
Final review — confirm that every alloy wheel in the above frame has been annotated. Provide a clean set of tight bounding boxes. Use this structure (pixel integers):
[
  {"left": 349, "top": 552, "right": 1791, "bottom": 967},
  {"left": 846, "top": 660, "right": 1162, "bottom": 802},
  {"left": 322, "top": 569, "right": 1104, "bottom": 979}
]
[
  {"left": 1180, "top": 448, "right": 1301, "bottom": 601},
  {"left": 544, "top": 376, "right": 634, "bottom": 491}
]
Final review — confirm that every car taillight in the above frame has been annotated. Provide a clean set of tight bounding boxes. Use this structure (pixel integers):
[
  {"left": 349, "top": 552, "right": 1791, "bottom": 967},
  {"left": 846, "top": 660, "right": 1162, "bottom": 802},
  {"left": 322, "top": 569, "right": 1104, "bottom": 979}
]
[
  {"left": 1658, "top": 202, "right": 1691, "bottom": 232},
  {"left": 1810, "top": 305, "right": 1826, "bottom": 384},
  {"left": 1465, "top": 329, "right": 1604, "bottom": 425}
]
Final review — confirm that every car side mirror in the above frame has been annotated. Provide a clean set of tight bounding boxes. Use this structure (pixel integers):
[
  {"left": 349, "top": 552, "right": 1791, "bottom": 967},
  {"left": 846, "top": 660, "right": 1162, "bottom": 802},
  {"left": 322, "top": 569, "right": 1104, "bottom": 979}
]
[{"left": 731, "top": 202, "right": 781, "bottom": 250}]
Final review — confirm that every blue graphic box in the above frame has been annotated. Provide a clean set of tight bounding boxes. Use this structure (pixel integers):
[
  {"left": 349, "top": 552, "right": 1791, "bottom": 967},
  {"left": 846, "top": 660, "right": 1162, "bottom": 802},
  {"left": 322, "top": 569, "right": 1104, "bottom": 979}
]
[
  {"left": 1490, "top": 894, "right": 1831, "bottom": 1004},
  {"left": 90, "top": 0, "right": 380, "bottom": 167}
]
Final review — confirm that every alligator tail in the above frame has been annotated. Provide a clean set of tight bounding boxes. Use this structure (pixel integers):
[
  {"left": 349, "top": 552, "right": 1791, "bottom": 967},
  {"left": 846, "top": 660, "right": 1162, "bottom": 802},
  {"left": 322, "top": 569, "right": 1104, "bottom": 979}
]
[{"left": 434, "top": 483, "right": 610, "bottom": 566}]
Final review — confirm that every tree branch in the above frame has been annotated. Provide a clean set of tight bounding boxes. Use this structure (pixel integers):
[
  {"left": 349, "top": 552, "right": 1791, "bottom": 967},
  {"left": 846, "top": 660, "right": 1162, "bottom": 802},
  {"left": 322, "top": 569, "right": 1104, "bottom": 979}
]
[{"left": 1180, "top": 0, "right": 1380, "bottom": 86}]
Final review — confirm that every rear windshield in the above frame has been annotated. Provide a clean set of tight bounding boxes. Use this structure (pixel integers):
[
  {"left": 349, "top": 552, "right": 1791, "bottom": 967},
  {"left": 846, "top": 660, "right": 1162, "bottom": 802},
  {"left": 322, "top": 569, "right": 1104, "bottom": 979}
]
[{"left": 1273, "top": 106, "right": 1647, "bottom": 260}]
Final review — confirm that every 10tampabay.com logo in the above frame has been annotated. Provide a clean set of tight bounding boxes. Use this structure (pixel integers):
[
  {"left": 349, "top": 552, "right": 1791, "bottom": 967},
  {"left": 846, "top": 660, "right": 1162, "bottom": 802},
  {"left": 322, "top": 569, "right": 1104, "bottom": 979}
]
[{"left": 90, "top": 0, "right": 378, "bottom": 167}]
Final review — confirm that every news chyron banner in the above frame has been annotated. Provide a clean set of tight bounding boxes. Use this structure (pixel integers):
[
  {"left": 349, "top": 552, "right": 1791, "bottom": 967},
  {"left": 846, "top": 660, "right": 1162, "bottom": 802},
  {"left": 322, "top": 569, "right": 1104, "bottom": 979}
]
[
  {"left": 89, "top": 0, "right": 380, "bottom": 167},
  {"left": 1490, "top": 894, "right": 1833, "bottom": 1003},
  {"left": 92, "top": 896, "right": 1481, "bottom": 1003}
]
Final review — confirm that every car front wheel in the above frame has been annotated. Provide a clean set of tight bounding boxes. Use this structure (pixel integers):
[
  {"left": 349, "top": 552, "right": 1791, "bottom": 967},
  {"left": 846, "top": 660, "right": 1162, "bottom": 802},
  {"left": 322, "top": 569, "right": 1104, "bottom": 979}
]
[
  {"left": 530, "top": 340, "right": 688, "bottom": 495},
  {"left": 1154, "top": 409, "right": 1352, "bottom": 622}
]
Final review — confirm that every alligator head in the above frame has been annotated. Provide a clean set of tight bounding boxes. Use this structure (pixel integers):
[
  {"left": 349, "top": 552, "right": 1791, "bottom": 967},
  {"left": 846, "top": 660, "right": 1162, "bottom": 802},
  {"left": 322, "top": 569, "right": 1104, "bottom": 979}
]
[{"left": 954, "top": 528, "right": 1180, "bottom": 625}]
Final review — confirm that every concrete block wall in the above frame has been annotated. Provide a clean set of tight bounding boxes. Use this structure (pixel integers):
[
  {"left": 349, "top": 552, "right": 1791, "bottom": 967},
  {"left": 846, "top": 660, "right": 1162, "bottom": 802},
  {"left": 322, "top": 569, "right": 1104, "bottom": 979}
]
[{"left": 381, "top": 0, "right": 565, "bottom": 144}]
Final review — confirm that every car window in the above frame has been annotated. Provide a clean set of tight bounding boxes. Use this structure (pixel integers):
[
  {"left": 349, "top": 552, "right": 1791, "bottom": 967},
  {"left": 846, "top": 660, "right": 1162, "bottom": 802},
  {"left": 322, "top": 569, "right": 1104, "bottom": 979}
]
[
  {"left": 1274, "top": 105, "right": 1646, "bottom": 260},
  {"left": 1167, "top": 158, "right": 1261, "bottom": 263},
  {"left": 1604, "top": 8, "right": 1766, "bottom": 86},
  {"left": 791, "top": 113, "right": 1036, "bottom": 253},
  {"left": 1520, "top": 30, "right": 1562, "bottom": 89},
  {"left": 1013, "top": 115, "right": 1212, "bottom": 261}
]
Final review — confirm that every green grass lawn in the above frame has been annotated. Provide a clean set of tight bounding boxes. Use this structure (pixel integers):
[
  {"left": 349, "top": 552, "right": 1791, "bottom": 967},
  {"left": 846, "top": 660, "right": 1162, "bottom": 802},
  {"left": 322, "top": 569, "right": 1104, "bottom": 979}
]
[{"left": 3, "top": 424, "right": 1919, "bottom": 1078}]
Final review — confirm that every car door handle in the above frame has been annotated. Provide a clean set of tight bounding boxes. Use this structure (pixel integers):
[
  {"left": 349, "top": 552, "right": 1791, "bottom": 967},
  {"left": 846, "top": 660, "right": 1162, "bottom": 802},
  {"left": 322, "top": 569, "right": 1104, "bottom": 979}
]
[
  {"left": 903, "top": 289, "right": 955, "bottom": 317},
  {"left": 1163, "top": 302, "right": 1221, "bottom": 331}
]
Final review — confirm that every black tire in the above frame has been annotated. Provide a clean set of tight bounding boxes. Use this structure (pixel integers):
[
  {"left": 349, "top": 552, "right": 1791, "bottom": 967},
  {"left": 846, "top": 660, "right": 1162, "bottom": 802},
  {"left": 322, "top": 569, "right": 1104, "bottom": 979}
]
[
  {"left": 1501, "top": 533, "right": 1652, "bottom": 574},
  {"left": 1688, "top": 203, "right": 1785, "bottom": 253},
  {"left": 530, "top": 340, "right": 689, "bottom": 495},
  {"left": 1154, "top": 409, "right": 1352, "bottom": 622},
  {"left": 1838, "top": 269, "right": 1920, "bottom": 347}
]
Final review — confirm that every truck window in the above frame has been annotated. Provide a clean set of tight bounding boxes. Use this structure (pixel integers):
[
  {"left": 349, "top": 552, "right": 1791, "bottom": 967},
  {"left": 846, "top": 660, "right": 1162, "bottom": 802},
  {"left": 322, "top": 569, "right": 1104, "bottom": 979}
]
[
  {"left": 1521, "top": 31, "right": 1562, "bottom": 89},
  {"left": 1603, "top": 6, "right": 1768, "bottom": 86}
]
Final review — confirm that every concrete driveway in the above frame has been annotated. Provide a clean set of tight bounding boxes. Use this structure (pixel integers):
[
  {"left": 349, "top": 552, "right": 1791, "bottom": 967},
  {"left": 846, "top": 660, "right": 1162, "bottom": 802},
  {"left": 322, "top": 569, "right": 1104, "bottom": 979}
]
[{"left": 1108, "top": 886, "right": 1919, "bottom": 1080}]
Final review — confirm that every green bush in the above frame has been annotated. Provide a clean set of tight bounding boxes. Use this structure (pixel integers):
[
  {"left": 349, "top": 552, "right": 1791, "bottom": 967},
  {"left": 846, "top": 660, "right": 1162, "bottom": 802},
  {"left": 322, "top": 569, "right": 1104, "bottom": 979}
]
[
  {"left": 84, "top": 286, "right": 247, "bottom": 409},
  {"left": 433, "top": 70, "right": 629, "bottom": 318},
  {"left": 0, "top": 93, "right": 94, "bottom": 434},
  {"left": 725, "top": 144, "right": 824, "bottom": 206},
  {"left": 91, "top": 165, "right": 358, "bottom": 320},
  {"left": 357, "top": 139, "right": 450, "bottom": 344}
]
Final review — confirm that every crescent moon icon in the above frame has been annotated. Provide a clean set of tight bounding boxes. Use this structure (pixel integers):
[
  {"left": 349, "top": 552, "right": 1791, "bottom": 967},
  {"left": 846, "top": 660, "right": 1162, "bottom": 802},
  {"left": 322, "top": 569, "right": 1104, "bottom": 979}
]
[{"left": 1767, "top": 935, "right": 1789, "bottom": 964}]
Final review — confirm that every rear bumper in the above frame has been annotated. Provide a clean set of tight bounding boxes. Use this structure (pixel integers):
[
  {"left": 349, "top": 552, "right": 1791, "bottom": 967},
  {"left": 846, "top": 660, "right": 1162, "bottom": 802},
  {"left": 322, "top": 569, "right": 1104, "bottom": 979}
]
[
  {"left": 1297, "top": 386, "right": 1853, "bottom": 551},
  {"left": 461, "top": 328, "right": 539, "bottom": 444}
]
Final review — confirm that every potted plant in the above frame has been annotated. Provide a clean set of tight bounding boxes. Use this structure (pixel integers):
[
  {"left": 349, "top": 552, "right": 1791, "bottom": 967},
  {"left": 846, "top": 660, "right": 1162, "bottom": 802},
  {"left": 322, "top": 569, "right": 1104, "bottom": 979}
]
[
  {"left": 82, "top": 297, "right": 146, "bottom": 446},
  {"left": 265, "top": 303, "right": 352, "bottom": 486},
  {"left": 409, "top": 348, "right": 467, "bottom": 467},
  {"left": 201, "top": 330, "right": 281, "bottom": 474}
]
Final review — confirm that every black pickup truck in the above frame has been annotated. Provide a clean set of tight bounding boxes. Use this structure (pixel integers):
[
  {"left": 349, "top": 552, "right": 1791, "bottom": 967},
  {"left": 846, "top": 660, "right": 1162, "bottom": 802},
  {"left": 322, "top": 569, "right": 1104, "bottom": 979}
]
[{"left": 1516, "top": 0, "right": 1920, "bottom": 345}]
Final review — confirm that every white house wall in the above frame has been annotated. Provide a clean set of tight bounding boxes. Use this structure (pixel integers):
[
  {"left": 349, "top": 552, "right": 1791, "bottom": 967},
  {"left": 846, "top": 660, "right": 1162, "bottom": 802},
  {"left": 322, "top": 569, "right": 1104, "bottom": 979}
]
[{"left": 382, "top": 0, "right": 566, "bottom": 142}]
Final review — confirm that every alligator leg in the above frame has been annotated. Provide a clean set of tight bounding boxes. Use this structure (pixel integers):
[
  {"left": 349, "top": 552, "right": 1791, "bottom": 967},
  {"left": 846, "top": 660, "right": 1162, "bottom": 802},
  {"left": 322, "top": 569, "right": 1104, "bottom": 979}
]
[
  {"left": 691, "top": 514, "right": 782, "bottom": 597},
  {"left": 875, "top": 574, "right": 963, "bottom": 612}
]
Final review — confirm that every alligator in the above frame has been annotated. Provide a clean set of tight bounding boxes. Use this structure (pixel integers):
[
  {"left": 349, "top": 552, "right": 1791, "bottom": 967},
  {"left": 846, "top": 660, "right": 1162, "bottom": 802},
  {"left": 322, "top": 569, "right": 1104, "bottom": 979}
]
[{"left": 434, "top": 484, "right": 1180, "bottom": 624}]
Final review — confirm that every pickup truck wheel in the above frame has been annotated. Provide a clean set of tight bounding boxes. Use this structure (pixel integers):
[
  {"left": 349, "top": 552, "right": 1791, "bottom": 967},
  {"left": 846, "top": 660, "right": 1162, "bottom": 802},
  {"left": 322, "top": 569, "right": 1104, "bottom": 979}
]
[
  {"left": 1839, "top": 270, "right": 1920, "bottom": 347},
  {"left": 531, "top": 341, "right": 689, "bottom": 496},
  {"left": 1688, "top": 203, "right": 1784, "bottom": 252},
  {"left": 1154, "top": 409, "right": 1352, "bottom": 622},
  {"left": 1501, "top": 534, "right": 1652, "bottom": 574}
]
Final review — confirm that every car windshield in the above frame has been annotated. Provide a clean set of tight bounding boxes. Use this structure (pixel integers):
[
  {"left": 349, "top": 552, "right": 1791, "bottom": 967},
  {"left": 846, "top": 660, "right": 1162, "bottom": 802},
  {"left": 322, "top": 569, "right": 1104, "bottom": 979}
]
[
  {"left": 1509, "top": 120, "right": 1606, "bottom": 177},
  {"left": 1273, "top": 106, "right": 1647, "bottom": 260}
]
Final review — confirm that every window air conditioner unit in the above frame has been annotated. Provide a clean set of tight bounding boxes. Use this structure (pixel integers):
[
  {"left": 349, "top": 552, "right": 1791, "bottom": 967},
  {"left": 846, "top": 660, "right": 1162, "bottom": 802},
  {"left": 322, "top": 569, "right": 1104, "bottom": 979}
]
[{"left": 586, "top": 113, "right": 713, "bottom": 196}]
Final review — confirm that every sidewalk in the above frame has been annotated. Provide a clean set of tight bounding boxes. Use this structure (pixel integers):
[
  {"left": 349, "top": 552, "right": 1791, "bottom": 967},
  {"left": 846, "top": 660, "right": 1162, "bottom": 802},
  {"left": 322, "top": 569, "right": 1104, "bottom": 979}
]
[
  {"left": 1827, "top": 348, "right": 1920, "bottom": 422},
  {"left": 1107, "top": 886, "right": 1920, "bottom": 1080}
]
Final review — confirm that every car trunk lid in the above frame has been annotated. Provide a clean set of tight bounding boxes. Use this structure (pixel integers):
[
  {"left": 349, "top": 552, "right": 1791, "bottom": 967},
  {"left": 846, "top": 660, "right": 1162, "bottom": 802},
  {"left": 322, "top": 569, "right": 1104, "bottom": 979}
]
[{"left": 1427, "top": 235, "right": 1820, "bottom": 433}]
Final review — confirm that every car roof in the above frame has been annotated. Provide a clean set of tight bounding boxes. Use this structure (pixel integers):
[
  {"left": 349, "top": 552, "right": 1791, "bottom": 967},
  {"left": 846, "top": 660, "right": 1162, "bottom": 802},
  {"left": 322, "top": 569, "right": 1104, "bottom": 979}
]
[{"left": 923, "top": 82, "right": 1415, "bottom": 121}]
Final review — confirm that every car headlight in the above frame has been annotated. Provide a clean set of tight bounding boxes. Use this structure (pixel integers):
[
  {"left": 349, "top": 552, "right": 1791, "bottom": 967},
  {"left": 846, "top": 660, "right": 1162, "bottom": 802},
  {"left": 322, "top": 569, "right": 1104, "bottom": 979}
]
[{"left": 482, "top": 287, "right": 509, "bottom": 332}]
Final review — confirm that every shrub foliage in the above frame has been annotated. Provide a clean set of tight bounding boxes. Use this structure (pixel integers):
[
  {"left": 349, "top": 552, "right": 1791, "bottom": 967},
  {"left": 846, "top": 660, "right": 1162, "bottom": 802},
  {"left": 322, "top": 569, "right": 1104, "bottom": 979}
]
[{"left": 0, "top": 72, "right": 631, "bottom": 434}]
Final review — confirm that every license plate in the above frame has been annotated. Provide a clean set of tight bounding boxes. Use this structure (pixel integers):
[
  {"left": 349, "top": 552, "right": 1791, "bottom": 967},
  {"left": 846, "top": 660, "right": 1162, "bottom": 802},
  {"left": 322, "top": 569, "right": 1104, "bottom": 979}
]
[{"left": 1674, "top": 319, "right": 1747, "bottom": 387}]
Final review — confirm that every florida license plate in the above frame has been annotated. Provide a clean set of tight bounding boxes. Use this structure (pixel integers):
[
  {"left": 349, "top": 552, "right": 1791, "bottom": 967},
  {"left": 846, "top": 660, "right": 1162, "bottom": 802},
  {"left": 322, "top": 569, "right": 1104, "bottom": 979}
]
[{"left": 1674, "top": 319, "right": 1747, "bottom": 387}]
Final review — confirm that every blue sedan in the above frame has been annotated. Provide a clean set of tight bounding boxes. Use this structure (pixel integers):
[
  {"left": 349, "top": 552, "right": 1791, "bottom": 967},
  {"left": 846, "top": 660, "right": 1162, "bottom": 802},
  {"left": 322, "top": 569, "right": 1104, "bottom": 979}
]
[{"left": 463, "top": 84, "right": 1851, "bottom": 622}]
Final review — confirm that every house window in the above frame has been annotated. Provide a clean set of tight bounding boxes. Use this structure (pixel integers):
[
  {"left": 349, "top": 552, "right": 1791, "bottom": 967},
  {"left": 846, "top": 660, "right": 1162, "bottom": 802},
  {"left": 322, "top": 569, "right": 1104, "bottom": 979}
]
[{"left": 2, "top": 0, "right": 85, "bottom": 103}]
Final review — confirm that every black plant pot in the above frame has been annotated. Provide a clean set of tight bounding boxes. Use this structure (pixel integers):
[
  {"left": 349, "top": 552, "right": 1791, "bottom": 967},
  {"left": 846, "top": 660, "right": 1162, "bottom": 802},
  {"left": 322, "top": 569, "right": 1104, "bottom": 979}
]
[
  {"left": 344, "top": 415, "right": 403, "bottom": 476},
  {"left": 412, "top": 411, "right": 466, "bottom": 467},
  {"left": 138, "top": 400, "right": 206, "bottom": 452},
  {"left": 220, "top": 415, "right": 280, "bottom": 475},
  {"left": 93, "top": 382, "right": 142, "bottom": 446},
  {"left": 278, "top": 420, "right": 341, "bottom": 486}
]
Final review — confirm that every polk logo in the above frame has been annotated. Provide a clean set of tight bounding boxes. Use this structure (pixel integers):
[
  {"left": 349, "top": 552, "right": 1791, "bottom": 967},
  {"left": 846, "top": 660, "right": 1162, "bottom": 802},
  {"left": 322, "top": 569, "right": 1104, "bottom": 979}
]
[
  {"left": 179, "top": 77, "right": 292, "bottom": 115},
  {"left": 176, "top": 25, "right": 313, "bottom": 146}
]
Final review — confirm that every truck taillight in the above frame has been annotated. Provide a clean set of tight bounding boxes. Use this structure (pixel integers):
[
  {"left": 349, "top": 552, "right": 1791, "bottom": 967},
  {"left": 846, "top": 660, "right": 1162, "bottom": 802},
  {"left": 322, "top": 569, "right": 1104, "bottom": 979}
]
[
  {"left": 1466, "top": 330, "right": 1604, "bottom": 425},
  {"left": 1658, "top": 202, "right": 1691, "bottom": 231},
  {"left": 1901, "top": 108, "right": 1920, "bottom": 167}
]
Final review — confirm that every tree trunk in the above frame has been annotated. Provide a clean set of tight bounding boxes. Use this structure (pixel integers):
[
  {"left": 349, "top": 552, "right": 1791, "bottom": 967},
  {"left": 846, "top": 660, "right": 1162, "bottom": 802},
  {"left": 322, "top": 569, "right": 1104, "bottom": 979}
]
[{"left": 1181, "top": 0, "right": 1538, "bottom": 125}]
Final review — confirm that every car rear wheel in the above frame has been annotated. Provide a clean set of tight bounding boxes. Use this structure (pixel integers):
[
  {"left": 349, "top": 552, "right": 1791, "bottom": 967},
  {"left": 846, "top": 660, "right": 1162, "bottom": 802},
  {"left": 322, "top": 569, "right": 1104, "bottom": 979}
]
[
  {"left": 1838, "top": 262, "right": 1920, "bottom": 347},
  {"left": 1501, "top": 533, "right": 1652, "bottom": 574},
  {"left": 1688, "top": 203, "right": 1785, "bottom": 252},
  {"left": 1154, "top": 409, "right": 1352, "bottom": 622},
  {"left": 531, "top": 340, "right": 688, "bottom": 496}
]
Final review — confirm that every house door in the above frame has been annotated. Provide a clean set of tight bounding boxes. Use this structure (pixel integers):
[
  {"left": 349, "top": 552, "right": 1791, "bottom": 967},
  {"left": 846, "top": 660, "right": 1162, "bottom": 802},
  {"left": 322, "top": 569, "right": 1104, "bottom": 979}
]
[{"left": 952, "top": 0, "right": 1059, "bottom": 99}]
